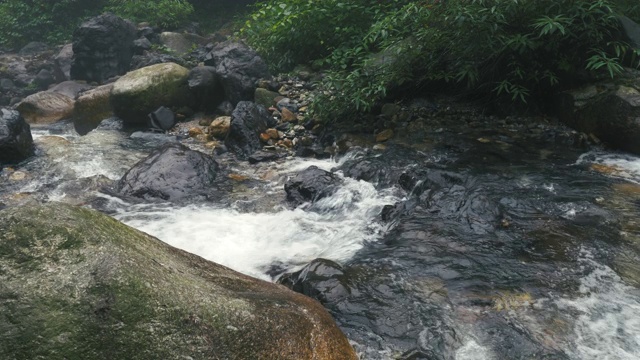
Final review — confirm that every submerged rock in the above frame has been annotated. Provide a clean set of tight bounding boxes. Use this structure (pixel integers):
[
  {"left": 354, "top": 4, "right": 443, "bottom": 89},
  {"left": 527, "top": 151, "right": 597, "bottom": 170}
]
[
  {"left": 70, "top": 13, "right": 136, "bottom": 83},
  {"left": 116, "top": 143, "right": 219, "bottom": 201},
  {"left": 284, "top": 166, "right": 342, "bottom": 206},
  {"left": 0, "top": 109, "right": 34, "bottom": 164},
  {"left": 279, "top": 258, "right": 351, "bottom": 305},
  {"left": 111, "top": 62, "right": 190, "bottom": 127},
  {"left": 0, "top": 203, "right": 357, "bottom": 360}
]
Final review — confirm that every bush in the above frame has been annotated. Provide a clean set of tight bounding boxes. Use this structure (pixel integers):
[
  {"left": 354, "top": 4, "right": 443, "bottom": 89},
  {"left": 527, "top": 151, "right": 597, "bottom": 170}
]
[
  {"left": 106, "top": 0, "right": 194, "bottom": 29},
  {"left": 244, "top": 0, "right": 640, "bottom": 122}
]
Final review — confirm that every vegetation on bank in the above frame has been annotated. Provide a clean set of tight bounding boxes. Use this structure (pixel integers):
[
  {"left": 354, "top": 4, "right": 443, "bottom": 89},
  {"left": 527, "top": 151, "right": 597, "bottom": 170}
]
[{"left": 243, "top": 0, "right": 640, "bottom": 120}]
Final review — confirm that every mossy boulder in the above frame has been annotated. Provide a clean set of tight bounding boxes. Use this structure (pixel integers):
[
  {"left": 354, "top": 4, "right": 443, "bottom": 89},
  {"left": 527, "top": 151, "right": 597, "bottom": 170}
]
[
  {"left": 111, "top": 63, "right": 191, "bottom": 127},
  {"left": 73, "top": 84, "right": 114, "bottom": 135},
  {"left": 0, "top": 203, "right": 357, "bottom": 360}
]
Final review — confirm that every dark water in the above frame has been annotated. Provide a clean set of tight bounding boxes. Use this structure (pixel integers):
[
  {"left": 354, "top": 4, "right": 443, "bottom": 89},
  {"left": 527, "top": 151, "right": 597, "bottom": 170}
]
[{"left": 2, "top": 117, "right": 640, "bottom": 359}]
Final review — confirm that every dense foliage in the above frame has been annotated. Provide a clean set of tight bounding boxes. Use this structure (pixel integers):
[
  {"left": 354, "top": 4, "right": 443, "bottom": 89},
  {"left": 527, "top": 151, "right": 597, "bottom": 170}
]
[
  {"left": 244, "top": 0, "right": 640, "bottom": 121},
  {"left": 0, "top": 0, "right": 194, "bottom": 49}
]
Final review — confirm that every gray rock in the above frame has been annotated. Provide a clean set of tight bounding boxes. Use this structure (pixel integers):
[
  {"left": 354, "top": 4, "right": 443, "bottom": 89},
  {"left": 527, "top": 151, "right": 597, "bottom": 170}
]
[
  {"left": 158, "top": 32, "right": 207, "bottom": 55},
  {"left": 204, "top": 42, "right": 270, "bottom": 105},
  {"left": 284, "top": 166, "right": 342, "bottom": 206},
  {"left": 34, "top": 69, "right": 55, "bottom": 89},
  {"left": 225, "top": 101, "right": 271, "bottom": 159},
  {"left": 148, "top": 106, "right": 175, "bottom": 131},
  {"left": 18, "top": 41, "right": 48, "bottom": 55},
  {"left": 0, "top": 78, "right": 15, "bottom": 91},
  {"left": 53, "top": 43, "right": 73, "bottom": 82},
  {"left": 132, "top": 37, "right": 152, "bottom": 55},
  {"left": 188, "top": 66, "right": 224, "bottom": 112},
  {"left": 0, "top": 108, "right": 34, "bottom": 164},
  {"left": 71, "top": 13, "right": 137, "bottom": 83},
  {"left": 619, "top": 15, "right": 640, "bottom": 49},
  {"left": 48, "top": 81, "right": 93, "bottom": 99},
  {"left": 17, "top": 91, "right": 75, "bottom": 124}
]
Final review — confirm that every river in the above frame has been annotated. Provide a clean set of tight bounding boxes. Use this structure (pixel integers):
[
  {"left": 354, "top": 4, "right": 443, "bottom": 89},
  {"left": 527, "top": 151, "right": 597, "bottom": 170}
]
[{"left": 2, "top": 115, "right": 639, "bottom": 359}]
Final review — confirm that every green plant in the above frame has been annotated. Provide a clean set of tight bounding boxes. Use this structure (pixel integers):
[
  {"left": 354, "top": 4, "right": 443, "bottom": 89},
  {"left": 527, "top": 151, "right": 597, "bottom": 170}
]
[{"left": 106, "top": 0, "right": 194, "bottom": 29}]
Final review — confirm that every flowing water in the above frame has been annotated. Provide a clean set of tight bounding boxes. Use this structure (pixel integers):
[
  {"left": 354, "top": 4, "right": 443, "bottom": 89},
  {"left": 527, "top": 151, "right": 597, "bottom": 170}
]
[{"left": 2, "top": 117, "right": 640, "bottom": 360}]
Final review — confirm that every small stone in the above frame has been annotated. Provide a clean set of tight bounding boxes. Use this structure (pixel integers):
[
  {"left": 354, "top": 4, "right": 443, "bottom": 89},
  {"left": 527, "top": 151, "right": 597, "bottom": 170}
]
[
  {"left": 188, "top": 127, "right": 203, "bottom": 138},
  {"left": 375, "top": 129, "right": 394, "bottom": 142},
  {"left": 299, "top": 106, "right": 308, "bottom": 113},
  {"left": 293, "top": 125, "right": 305, "bottom": 132},
  {"left": 373, "top": 144, "right": 386, "bottom": 151},
  {"left": 282, "top": 139, "right": 293, "bottom": 148},
  {"left": 260, "top": 133, "right": 271, "bottom": 143},
  {"left": 228, "top": 173, "right": 249, "bottom": 181},
  {"left": 208, "top": 116, "right": 231, "bottom": 139},
  {"left": 278, "top": 131, "right": 285, "bottom": 139},
  {"left": 266, "top": 128, "right": 279, "bottom": 139},
  {"left": 281, "top": 107, "right": 298, "bottom": 123},
  {"left": 477, "top": 137, "right": 491, "bottom": 143},
  {"left": 9, "top": 171, "right": 27, "bottom": 181},
  {"left": 204, "top": 141, "right": 218, "bottom": 149}
]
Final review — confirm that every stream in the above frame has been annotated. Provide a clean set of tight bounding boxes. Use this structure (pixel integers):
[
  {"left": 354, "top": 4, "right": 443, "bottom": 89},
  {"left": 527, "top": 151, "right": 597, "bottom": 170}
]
[{"left": 1, "top": 115, "right": 640, "bottom": 360}]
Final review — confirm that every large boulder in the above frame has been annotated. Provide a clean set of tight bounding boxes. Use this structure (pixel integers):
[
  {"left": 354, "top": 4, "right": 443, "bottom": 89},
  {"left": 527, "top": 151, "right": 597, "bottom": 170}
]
[
  {"left": 188, "top": 66, "right": 224, "bottom": 112},
  {"left": 111, "top": 63, "right": 190, "bottom": 127},
  {"left": 556, "top": 84, "right": 640, "bottom": 154},
  {"left": 0, "top": 203, "right": 357, "bottom": 360},
  {"left": 204, "top": 42, "right": 270, "bottom": 105},
  {"left": 116, "top": 143, "right": 219, "bottom": 201},
  {"left": 53, "top": 43, "right": 74, "bottom": 82},
  {"left": 73, "top": 84, "right": 114, "bottom": 135},
  {"left": 16, "top": 91, "right": 74, "bottom": 124},
  {"left": 0, "top": 109, "right": 34, "bottom": 164},
  {"left": 70, "top": 13, "right": 137, "bottom": 83},
  {"left": 284, "top": 166, "right": 342, "bottom": 206},
  {"left": 224, "top": 101, "right": 271, "bottom": 159}
]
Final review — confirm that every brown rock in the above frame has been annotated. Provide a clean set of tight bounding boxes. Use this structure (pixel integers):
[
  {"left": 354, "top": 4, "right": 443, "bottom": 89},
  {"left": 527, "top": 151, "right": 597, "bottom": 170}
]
[
  {"left": 228, "top": 173, "right": 249, "bottom": 181},
  {"left": 188, "top": 127, "right": 203, "bottom": 138},
  {"left": 282, "top": 138, "right": 293, "bottom": 148},
  {"left": 17, "top": 91, "right": 74, "bottom": 125},
  {"left": 72, "top": 84, "right": 114, "bottom": 135},
  {"left": 266, "top": 128, "right": 279, "bottom": 139},
  {"left": 208, "top": 116, "right": 231, "bottom": 139},
  {"left": 281, "top": 107, "right": 298, "bottom": 123},
  {"left": 260, "top": 133, "right": 271, "bottom": 143},
  {"left": 375, "top": 129, "right": 394, "bottom": 142}
]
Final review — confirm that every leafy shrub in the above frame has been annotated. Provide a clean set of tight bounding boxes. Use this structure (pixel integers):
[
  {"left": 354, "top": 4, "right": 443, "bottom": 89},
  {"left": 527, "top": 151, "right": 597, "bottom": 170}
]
[
  {"left": 244, "top": 0, "right": 640, "bottom": 122},
  {"left": 106, "top": 0, "right": 194, "bottom": 29}
]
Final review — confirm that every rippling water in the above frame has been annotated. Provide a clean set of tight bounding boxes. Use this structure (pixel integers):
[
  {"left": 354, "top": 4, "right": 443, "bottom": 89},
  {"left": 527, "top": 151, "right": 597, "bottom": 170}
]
[{"left": 3, "top": 120, "right": 640, "bottom": 359}]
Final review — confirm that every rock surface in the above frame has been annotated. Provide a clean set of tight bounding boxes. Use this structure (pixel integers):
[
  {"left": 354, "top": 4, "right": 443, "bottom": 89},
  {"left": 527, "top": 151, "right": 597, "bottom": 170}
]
[
  {"left": 188, "top": 66, "right": 224, "bottom": 112},
  {"left": 16, "top": 91, "right": 74, "bottom": 124},
  {"left": 53, "top": 43, "right": 74, "bottom": 82},
  {"left": 158, "top": 32, "right": 207, "bottom": 55},
  {"left": 111, "top": 63, "right": 190, "bottom": 127},
  {"left": 116, "top": 143, "right": 219, "bottom": 201},
  {"left": 279, "top": 258, "right": 350, "bottom": 305},
  {"left": 284, "top": 166, "right": 342, "bottom": 206},
  {"left": 49, "top": 81, "right": 93, "bottom": 99},
  {"left": 204, "top": 42, "right": 270, "bottom": 105},
  {"left": 70, "top": 13, "right": 137, "bottom": 83},
  {"left": 0, "top": 109, "right": 34, "bottom": 164},
  {"left": 225, "top": 101, "right": 271, "bottom": 159},
  {"left": 73, "top": 84, "right": 114, "bottom": 135},
  {"left": 557, "top": 84, "right": 640, "bottom": 154},
  {"left": 0, "top": 203, "right": 357, "bottom": 360}
]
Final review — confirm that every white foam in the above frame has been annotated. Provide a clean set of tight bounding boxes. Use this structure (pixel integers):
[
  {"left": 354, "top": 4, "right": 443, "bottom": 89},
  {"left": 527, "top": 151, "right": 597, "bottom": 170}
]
[
  {"left": 577, "top": 151, "right": 640, "bottom": 183},
  {"left": 455, "top": 339, "right": 494, "bottom": 360},
  {"left": 556, "top": 252, "right": 640, "bottom": 360}
]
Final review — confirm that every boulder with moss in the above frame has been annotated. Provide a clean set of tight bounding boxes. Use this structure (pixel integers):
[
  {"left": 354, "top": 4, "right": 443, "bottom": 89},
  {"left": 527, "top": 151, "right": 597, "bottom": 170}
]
[
  {"left": 111, "top": 63, "right": 191, "bottom": 127},
  {"left": 0, "top": 203, "right": 357, "bottom": 360},
  {"left": 73, "top": 84, "right": 114, "bottom": 135}
]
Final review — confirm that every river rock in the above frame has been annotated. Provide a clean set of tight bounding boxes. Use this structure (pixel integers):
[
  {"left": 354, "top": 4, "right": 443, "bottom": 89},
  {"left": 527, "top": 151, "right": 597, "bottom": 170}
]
[
  {"left": 34, "top": 69, "right": 55, "bottom": 89},
  {"left": 116, "top": 143, "right": 219, "bottom": 201},
  {"left": 111, "top": 62, "right": 190, "bottom": 127},
  {"left": 284, "top": 166, "right": 342, "bottom": 206},
  {"left": 158, "top": 32, "right": 207, "bottom": 55},
  {"left": 16, "top": 91, "right": 74, "bottom": 124},
  {"left": 53, "top": 43, "right": 73, "bottom": 82},
  {"left": 208, "top": 116, "right": 231, "bottom": 139},
  {"left": 255, "top": 87, "right": 280, "bottom": 108},
  {"left": 248, "top": 150, "right": 282, "bottom": 164},
  {"left": 0, "top": 203, "right": 357, "bottom": 360},
  {"left": 188, "top": 66, "right": 224, "bottom": 112},
  {"left": 73, "top": 84, "right": 114, "bottom": 135},
  {"left": 148, "top": 106, "right": 175, "bottom": 131},
  {"left": 556, "top": 84, "right": 640, "bottom": 154},
  {"left": 278, "top": 258, "right": 350, "bottom": 305},
  {"left": 0, "top": 109, "right": 34, "bottom": 164},
  {"left": 49, "top": 81, "right": 93, "bottom": 99},
  {"left": 225, "top": 101, "right": 272, "bottom": 159},
  {"left": 70, "top": 13, "right": 137, "bottom": 83},
  {"left": 204, "top": 42, "right": 270, "bottom": 105}
]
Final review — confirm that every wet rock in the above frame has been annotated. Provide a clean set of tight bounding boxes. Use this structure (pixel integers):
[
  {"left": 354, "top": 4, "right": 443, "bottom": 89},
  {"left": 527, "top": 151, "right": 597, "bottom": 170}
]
[
  {"left": 225, "top": 101, "right": 271, "bottom": 159},
  {"left": 216, "top": 100, "right": 235, "bottom": 116},
  {"left": 281, "top": 107, "right": 298, "bottom": 123},
  {"left": 116, "top": 143, "right": 219, "bottom": 201},
  {"left": 158, "top": 32, "right": 207, "bottom": 55},
  {"left": 0, "top": 203, "right": 358, "bottom": 360},
  {"left": 248, "top": 150, "right": 282, "bottom": 164},
  {"left": 73, "top": 84, "right": 114, "bottom": 135},
  {"left": 70, "top": 13, "right": 137, "bottom": 83},
  {"left": 376, "top": 129, "right": 394, "bottom": 142},
  {"left": 34, "top": 69, "right": 55, "bottom": 89},
  {"left": 130, "top": 53, "right": 184, "bottom": 70},
  {"left": 284, "top": 166, "right": 342, "bottom": 206},
  {"left": 18, "top": 41, "right": 49, "bottom": 55},
  {"left": 17, "top": 91, "right": 74, "bottom": 124},
  {"left": 49, "top": 81, "right": 93, "bottom": 99},
  {"left": 0, "top": 109, "right": 34, "bottom": 164},
  {"left": 254, "top": 87, "right": 280, "bottom": 108},
  {"left": 132, "top": 37, "right": 152, "bottom": 55},
  {"left": 204, "top": 41, "right": 270, "bottom": 105},
  {"left": 188, "top": 66, "right": 224, "bottom": 112},
  {"left": 148, "top": 106, "right": 175, "bottom": 131},
  {"left": 556, "top": 84, "right": 640, "bottom": 154},
  {"left": 111, "top": 62, "right": 190, "bottom": 127},
  {"left": 276, "top": 97, "right": 298, "bottom": 113},
  {"left": 278, "top": 258, "right": 350, "bottom": 305},
  {"left": 339, "top": 158, "right": 387, "bottom": 183},
  {"left": 208, "top": 116, "right": 231, "bottom": 139},
  {"left": 53, "top": 44, "right": 74, "bottom": 82}
]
